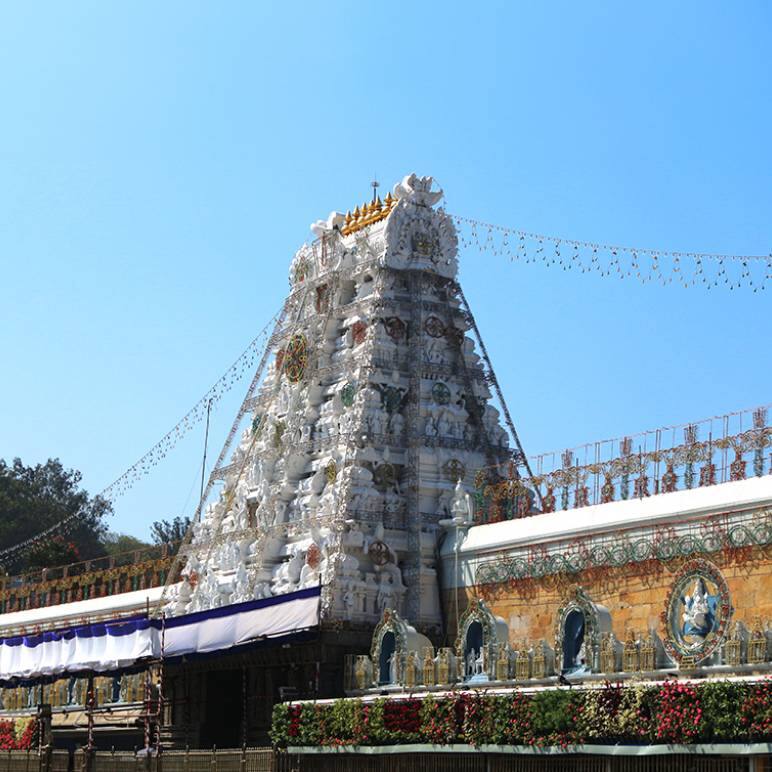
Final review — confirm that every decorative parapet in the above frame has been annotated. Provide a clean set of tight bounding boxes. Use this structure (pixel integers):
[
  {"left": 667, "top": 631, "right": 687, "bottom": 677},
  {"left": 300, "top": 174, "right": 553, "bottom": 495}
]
[
  {"left": 474, "top": 508, "right": 772, "bottom": 590},
  {"left": 474, "top": 404, "right": 771, "bottom": 521},
  {"left": 0, "top": 543, "right": 179, "bottom": 615}
]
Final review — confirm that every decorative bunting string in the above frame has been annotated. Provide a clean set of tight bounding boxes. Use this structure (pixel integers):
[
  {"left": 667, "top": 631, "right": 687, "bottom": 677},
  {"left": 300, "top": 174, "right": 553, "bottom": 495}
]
[
  {"left": 450, "top": 214, "right": 771, "bottom": 292},
  {"left": 3, "top": 212, "right": 768, "bottom": 563},
  {"left": 0, "top": 308, "right": 283, "bottom": 566}
]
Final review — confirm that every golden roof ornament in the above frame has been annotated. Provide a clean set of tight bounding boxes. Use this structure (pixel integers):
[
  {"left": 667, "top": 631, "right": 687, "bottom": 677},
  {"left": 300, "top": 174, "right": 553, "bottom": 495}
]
[
  {"left": 311, "top": 174, "right": 439, "bottom": 239},
  {"left": 339, "top": 192, "right": 397, "bottom": 236}
]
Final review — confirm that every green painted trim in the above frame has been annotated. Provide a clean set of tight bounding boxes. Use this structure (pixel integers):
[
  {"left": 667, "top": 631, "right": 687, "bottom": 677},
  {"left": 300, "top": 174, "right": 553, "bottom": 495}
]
[
  {"left": 475, "top": 514, "right": 772, "bottom": 587},
  {"left": 287, "top": 743, "right": 772, "bottom": 756}
]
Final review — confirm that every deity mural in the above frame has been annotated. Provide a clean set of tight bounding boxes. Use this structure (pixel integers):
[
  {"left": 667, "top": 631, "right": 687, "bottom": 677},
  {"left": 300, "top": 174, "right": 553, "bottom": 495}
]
[
  {"left": 663, "top": 559, "right": 733, "bottom": 665},
  {"left": 680, "top": 577, "right": 717, "bottom": 643}
]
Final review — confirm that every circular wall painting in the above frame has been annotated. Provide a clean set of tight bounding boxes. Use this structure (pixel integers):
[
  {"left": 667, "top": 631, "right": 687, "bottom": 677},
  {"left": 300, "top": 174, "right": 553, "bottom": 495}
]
[
  {"left": 340, "top": 382, "right": 357, "bottom": 408},
  {"left": 444, "top": 458, "right": 466, "bottom": 482},
  {"left": 663, "top": 558, "right": 733, "bottom": 664},
  {"left": 284, "top": 334, "right": 308, "bottom": 383},
  {"left": 373, "top": 462, "right": 396, "bottom": 492},
  {"left": 306, "top": 543, "right": 321, "bottom": 569},
  {"left": 432, "top": 382, "right": 451, "bottom": 405},
  {"left": 383, "top": 316, "right": 406, "bottom": 342},
  {"left": 368, "top": 540, "right": 391, "bottom": 567},
  {"left": 424, "top": 316, "right": 446, "bottom": 338}
]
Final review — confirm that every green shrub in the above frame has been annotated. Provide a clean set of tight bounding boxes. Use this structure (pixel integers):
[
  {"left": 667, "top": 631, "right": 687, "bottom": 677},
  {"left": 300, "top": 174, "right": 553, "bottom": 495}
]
[
  {"left": 269, "top": 681, "right": 771, "bottom": 749},
  {"left": 698, "top": 681, "right": 748, "bottom": 742}
]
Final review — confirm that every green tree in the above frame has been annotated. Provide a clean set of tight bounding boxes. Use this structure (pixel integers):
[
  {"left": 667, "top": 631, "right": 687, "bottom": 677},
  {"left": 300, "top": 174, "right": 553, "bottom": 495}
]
[
  {"left": 150, "top": 516, "right": 191, "bottom": 545},
  {"left": 0, "top": 458, "right": 111, "bottom": 573},
  {"left": 101, "top": 531, "right": 150, "bottom": 556}
]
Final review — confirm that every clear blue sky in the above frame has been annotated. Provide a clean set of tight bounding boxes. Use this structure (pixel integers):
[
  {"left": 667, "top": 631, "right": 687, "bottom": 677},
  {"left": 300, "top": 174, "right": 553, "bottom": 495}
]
[{"left": 1, "top": 2, "right": 769, "bottom": 540}]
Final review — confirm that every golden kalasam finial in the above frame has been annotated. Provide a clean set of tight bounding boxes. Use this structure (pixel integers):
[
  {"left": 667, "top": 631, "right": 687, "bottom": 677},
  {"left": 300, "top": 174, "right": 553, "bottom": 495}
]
[{"left": 341, "top": 192, "right": 395, "bottom": 236}]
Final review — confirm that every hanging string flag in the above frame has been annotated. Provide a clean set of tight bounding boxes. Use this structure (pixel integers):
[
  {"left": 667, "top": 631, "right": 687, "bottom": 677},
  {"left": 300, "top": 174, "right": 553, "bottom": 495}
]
[
  {"left": 0, "top": 307, "right": 283, "bottom": 566},
  {"left": 450, "top": 214, "right": 771, "bottom": 292}
]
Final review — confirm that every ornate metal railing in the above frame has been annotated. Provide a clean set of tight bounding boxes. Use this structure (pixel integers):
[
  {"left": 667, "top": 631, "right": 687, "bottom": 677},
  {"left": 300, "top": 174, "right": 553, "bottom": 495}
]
[
  {"left": 473, "top": 405, "right": 772, "bottom": 522},
  {"left": 0, "top": 543, "right": 181, "bottom": 615}
]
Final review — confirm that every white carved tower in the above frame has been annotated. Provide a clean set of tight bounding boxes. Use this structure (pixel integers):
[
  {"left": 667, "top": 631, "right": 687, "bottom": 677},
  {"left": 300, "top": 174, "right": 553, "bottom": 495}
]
[{"left": 165, "top": 174, "right": 522, "bottom": 634}]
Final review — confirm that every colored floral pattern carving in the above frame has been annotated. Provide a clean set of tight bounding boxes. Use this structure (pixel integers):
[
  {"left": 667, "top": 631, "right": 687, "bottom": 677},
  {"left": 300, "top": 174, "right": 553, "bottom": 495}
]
[
  {"left": 283, "top": 334, "right": 308, "bottom": 383},
  {"left": 432, "top": 382, "right": 451, "bottom": 405},
  {"left": 382, "top": 316, "right": 406, "bottom": 342},
  {"left": 340, "top": 382, "right": 356, "bottom": 408},
  {"left": 352, "top": 321, "right": 368, "bottom": 346},
  {"left": 424, "top": 316, "right": 446, "bottom": 338}
]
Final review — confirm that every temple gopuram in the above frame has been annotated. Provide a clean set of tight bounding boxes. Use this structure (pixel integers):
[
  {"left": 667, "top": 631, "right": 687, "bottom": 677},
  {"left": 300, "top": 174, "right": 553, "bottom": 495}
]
[{"left": 1, "top": 174, "right": 770, "bottom": 771}]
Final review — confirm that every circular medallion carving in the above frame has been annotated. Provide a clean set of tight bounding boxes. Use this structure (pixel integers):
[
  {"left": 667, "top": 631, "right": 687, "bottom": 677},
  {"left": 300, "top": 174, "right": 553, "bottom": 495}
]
[
  {"left": 383, "top": 317, "right": 406, "bottom": 342},
  {"left": 273, "top": 420, "right": 286, "bottom": 449},
  {"left": 424, "top": 316, "right": 446, "bottom": 338},
  {"left": 306, "top": 543, "right": 321, "bottom": 569},
  {"left": 432, "top": 382, "right": 451, "bottom": 405},
  {"left": 368, "top": 540, "right": 391, "bottom": 567},
  {"left": 341, "top": 382, "right": 357, "bottom": 408},
  {"left": 283, "top": 334, "right": 308, "bottom": 383},
  {"left": 373, "top": 463, "right": 395, "bottom": 492},
  {"left": 352, "top": 321, "right": 368, "bottom": 346},
  {"left": 663, "top": 558, "right": 733, "bottom": 664},
  {"left": 411, "top": 231, "right": 441, "bottom": 262},
  {"left": 444, "top": 458, "right": 466, "bottom": 482},
  {"left": 381, "top": 385, "right": 404, "bottom": 414},
  {"left": 293, "top": 259, "right": 308, "bottom": 284}
]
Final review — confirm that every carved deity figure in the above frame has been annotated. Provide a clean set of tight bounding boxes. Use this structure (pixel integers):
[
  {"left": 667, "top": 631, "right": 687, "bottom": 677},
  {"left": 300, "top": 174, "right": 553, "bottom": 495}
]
[
  {"left": 576, "top": 641, "right": 587, "bottom": 669},
  {"left": 422, "top": 647, "right": 435, "bottom": 686},
  {"left": 496, "top": 643, "right": 510, "bottom": 681},
  {"left": 387, "top": 651, "right": 400, "bottom": 685},
  {"left": 450, "top": 479, "right": 473, "bottom": 522},
  {"left": 343, "top": 588, "right": 355, "bottom": 620},
  {"left": 681, "top": 578, "right": 714, "bottom": 638},
  {"left": 432, "top": 649, "right": 448, "bottom": 685},
  {"left": 474, "top": 647, "right": 485, "bottom": 675},
  {"left": 376, "top": 573, "right": 395, "bottom": 612},
  {"left": 354, "top": 656, "right": 368, "bottom": 690},
  {"left": 271, "top": 546, "right": 303, "bottom": 595},
  {"left": 466, "top": 648, "right": 476, "bottom": 678},
  {"left": 405, "top": 652, "right": 416, "bottom": 688},
  {"left": 533, "top": 642, "right": 547, "bottom": 679}
]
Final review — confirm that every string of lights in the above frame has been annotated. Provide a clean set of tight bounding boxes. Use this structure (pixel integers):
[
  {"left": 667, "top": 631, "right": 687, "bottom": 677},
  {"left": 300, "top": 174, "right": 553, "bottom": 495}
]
[
  {"left": 3, "top": 211, "right": 768, "bottom": 563},
  {"left": 450, "top": 213, "right": 771, "bottom": 291},
  {"left": 0, "top": 308, "right": 283, "bottom": 566}
]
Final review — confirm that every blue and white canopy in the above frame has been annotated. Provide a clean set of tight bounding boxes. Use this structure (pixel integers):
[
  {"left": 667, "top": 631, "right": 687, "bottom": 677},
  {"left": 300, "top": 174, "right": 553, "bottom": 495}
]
[{"left": 0, "top": 586, "right": 320, "bottom": 684}]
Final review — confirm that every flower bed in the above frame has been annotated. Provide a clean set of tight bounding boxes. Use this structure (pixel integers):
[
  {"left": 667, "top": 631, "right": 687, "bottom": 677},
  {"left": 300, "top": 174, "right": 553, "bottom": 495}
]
[
  {"left": 271, "top": 680, "right": 772, "bottom": 749},
  {"left": 0, "top": 718, "right": 38, "bottom": 750}
]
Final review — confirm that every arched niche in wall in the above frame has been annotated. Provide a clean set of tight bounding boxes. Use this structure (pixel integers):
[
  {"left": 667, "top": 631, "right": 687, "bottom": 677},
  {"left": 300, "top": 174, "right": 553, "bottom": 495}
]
[
  {"left": 454, "top": 597, "right": 509, "bottom": 682},
  {"left": 554, "top": 586, "right": 612, "bottom": 675},
  {"left": 370, "top": 608, "right": 433, "bottom": 686}
]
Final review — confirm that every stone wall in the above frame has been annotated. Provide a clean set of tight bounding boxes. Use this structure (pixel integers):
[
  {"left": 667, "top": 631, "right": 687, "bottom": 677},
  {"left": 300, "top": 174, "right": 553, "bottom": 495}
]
[{"left": 444, "top": 547, "right": 772, "bottom": 647}]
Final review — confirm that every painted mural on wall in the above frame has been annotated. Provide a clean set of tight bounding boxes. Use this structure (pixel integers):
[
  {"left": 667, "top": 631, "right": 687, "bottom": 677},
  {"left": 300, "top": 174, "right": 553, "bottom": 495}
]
[{"left": 662, "top": 558, "right": 733, "bottom": 665}]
